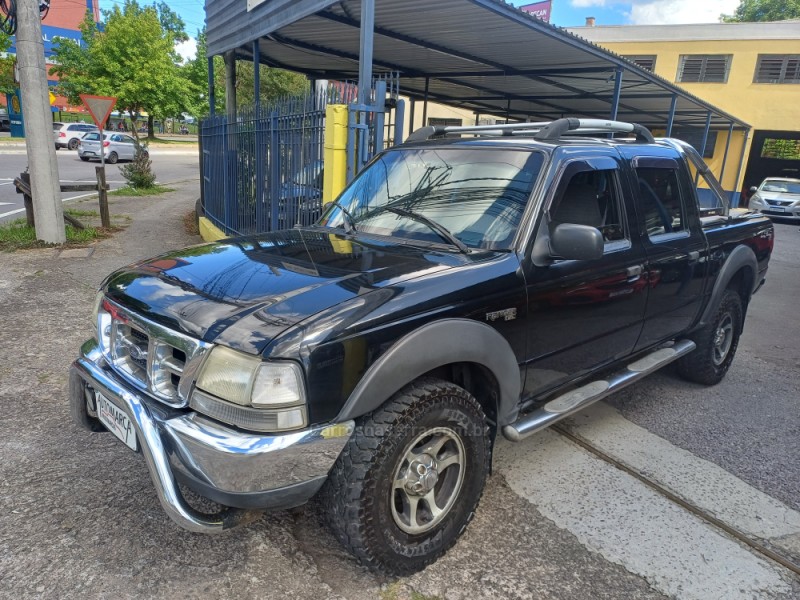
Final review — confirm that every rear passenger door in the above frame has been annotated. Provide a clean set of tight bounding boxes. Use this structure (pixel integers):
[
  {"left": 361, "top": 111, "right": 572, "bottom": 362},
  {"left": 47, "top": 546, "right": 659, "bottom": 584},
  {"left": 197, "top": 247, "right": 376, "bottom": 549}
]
[
  {"left": 522, "top": 152, "right": 648, "bottom": 398},
  {"left": 631, "top": 156, "right": 709, "bottom": 350}
]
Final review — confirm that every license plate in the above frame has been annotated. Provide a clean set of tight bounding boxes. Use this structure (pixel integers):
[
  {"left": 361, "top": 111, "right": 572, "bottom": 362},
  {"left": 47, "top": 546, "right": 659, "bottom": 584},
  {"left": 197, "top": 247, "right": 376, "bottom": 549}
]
[
  {"left": 97, "top": 393, "right": 137, "bottom": 451},
  {"left": 772, "top": 206, "right": 785, "bottom": 212}
]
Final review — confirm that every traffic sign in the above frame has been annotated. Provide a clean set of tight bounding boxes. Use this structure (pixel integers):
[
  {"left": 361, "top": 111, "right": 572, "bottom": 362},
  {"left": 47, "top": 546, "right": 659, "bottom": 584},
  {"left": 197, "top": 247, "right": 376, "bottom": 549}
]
[{"left": 79, "top": 94, "right": 117, "bottom": 130}]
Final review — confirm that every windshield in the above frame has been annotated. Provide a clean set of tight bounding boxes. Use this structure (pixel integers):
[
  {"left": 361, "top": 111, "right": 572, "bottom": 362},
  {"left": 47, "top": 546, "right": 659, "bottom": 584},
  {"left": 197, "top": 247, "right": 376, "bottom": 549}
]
[
  {"left": 83, "top": 133, "right": 101, "bottom": 141},
  {"left": 319, "top": 148, "right": 544, "bottom": 250},
  {"left": 761, "top": 180, "right": 800, "bottom": 194}
]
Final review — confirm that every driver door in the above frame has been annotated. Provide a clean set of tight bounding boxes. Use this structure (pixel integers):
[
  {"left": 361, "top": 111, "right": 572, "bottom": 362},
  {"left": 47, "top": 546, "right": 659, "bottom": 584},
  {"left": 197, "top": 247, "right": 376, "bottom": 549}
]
[{"left": 522, "top": 152, "right": 648, "bottom": 398}]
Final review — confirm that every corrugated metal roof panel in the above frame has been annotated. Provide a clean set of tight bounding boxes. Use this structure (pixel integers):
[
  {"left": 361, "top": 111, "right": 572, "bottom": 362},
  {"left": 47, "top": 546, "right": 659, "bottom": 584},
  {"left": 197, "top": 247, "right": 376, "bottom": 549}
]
[{"left": 209, "top": 0, "right": 749, "bottom": 130}]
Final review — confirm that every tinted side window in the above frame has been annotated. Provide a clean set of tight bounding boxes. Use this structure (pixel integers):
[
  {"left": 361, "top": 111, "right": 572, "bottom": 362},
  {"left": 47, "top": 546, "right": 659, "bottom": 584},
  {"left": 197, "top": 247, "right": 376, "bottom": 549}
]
[
  {"left": 550, "top": 168, "right": 626, "bottom": 244},
  {"left": 635, "top": 167, "right": 686, "bottom": 237}
]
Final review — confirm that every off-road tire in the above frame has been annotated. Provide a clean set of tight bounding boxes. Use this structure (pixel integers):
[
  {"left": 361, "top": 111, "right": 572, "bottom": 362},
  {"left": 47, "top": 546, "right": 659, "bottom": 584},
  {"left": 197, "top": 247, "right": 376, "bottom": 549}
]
[
  {"left": 107, "top": 152, "right": 118, "bottom": 165},
  {"left": 678, "top": 289, "right": 743, "bottom": 385},
  {"left": 320, "top": 377, "right": 490, "bottom": 576},
  {"left": 68, "top": 138, "right": 80, "bottom": 150}
]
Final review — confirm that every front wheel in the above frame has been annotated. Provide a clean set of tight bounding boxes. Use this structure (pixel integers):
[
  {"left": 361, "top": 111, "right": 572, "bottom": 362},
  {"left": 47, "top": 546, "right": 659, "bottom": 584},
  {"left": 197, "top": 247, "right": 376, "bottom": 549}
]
[
  {"left": 677, "top": 289, "right": 743, "bottom": 385},
  {"left": 107, "top": 152, "right": 118, "bottom": 164},
  {"left": 321, "top": 377, "right": 490, "bottom": 575},
  {"left": 79, "top": 156, "right": 90, "bottom": 162}
]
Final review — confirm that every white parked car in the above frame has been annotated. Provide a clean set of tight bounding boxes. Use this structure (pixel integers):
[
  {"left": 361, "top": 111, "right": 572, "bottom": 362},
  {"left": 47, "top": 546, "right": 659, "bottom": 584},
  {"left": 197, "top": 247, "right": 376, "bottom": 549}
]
[
  {"left": 54, "top": 122, "right": 99, "bottom": 150},
  {"left": 78, "top": 131, "right": 148, "bottom": 164},
  {"left": 748, "top": 177, "right": 800, "bottom": 222}
]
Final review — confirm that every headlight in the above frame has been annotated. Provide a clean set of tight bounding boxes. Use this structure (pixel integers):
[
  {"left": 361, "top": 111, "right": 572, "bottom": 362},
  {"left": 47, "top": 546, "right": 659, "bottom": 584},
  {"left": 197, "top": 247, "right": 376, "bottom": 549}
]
[
  {"left": 94, "top": 291, "right": 111, "bottom": 352},
  {"left": 193, "top": 346, "right": 307, "bottom": 431}
]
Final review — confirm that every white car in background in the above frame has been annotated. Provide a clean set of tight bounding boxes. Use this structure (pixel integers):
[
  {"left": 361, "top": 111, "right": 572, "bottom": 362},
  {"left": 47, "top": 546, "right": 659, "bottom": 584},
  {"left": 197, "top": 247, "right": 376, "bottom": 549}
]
[
  {"left": 77, "top": 131, "right": 148, "bottom": 164},
  {"left": 54, "top": 122, "right": 99, "bottom": 150},
  {"left": 748, "top": 178, "right": 800, "bottom": 222}
]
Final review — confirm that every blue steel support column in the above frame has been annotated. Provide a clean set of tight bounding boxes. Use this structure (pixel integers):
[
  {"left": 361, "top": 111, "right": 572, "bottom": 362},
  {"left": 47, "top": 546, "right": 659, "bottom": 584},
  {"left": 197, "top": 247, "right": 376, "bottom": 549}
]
[
  {"left": 733, "top": 129, "right": 750, "bottom": 208},
  {"left": 358, "top": 0, "right": 375, "bottom": 106},
  {"left": 609, "top": 68, "right": 623, "bottom": 120},
  {"left": 422, "top": 78, "right": 429, "bottom": 126},
  {"left": 208, "top": 56, "right": 215, "bottom": 116},
  {"left": 699, "top": 111, "right": 712, "bottom": 157},
  {"left": 253, "top": 41, "right": 266, "bottom": 231},
  {"left": 253, "top": 41, "right": 261, "bottom": 111},
  {"left": 719, "top": 122, "right": 734, "bottom": 189},
  {"left": 666, "top": 94, "right": 677, "bottom": 136}
]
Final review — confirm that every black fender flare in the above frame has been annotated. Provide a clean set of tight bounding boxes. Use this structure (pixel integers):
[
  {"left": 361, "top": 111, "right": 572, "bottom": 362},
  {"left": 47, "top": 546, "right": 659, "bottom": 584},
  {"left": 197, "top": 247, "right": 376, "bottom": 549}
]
[
  {"left": 334, "top": 318, "right": 522, "bottom": 427},
  {"left": 697, "top": 244, "right": 758, "bottom": 328}
]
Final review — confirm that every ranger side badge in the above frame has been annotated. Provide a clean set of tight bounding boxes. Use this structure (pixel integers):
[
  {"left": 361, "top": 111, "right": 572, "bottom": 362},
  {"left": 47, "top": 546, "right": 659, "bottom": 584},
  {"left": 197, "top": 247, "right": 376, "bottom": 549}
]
[{"left": 486, "top": 308, "right": 517, "bottom": 322}]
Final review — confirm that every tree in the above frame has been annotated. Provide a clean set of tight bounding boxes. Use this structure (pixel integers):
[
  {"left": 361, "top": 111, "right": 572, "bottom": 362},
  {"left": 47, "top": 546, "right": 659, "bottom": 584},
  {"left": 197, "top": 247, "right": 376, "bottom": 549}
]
[
  {"left": 183, "top": 27, "right": 308, "bottom": 117},
  {"left": 722, "top": 0, "right": 800, "bottom": 22},
  {"left": 50, "top": 1, "right": 196, "bottom": 139},
  {"left": 0, "top": 30, "right": 14, "bottom": 95}
]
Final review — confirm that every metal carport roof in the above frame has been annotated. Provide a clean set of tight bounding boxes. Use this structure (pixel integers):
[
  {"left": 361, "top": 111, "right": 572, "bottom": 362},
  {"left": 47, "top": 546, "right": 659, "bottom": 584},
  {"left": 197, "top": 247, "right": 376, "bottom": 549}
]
[{"left": 206, "top": 0, "right": 749, "bottom": 132}]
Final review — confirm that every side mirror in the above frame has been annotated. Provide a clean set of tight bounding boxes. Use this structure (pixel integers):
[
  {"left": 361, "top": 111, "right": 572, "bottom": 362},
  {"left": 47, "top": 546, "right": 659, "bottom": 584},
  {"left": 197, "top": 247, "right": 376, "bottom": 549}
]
[
  {"left": 749, "top": 186, "right": 758, "bottom": 194},
  {"left": 550, "top": 223, "right": 604, "bottom": 261}
]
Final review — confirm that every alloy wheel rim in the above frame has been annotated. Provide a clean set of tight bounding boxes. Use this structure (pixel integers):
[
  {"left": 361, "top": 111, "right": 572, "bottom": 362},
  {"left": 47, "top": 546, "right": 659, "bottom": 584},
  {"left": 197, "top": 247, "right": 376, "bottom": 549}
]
[
  {"left": 390, "top": 426, "right": 465, "bottom": 535},
  {"left": 712, "top": 313, "right": 734, "bottom": 366}
]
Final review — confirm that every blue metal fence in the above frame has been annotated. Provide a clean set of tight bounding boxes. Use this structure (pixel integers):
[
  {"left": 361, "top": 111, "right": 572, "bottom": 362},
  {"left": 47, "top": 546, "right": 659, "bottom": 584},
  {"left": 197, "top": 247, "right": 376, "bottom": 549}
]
[{"left": 200, "top": 91, "right": 331, "bottom": 236}]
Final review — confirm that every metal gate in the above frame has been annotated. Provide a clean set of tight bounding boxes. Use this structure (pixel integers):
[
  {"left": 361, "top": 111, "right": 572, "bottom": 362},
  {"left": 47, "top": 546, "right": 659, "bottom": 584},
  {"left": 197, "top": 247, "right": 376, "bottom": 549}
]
[{"left": 200, "top": 92, "right": 329, "bottom": 236}]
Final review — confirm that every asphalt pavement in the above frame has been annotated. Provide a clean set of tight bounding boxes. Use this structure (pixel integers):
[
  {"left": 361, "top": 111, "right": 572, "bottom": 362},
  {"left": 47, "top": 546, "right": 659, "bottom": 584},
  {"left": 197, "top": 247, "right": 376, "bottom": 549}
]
[
  {"left": 0, "top": 183, "right": 798, "bottom": 599},
  {"left": 0, "top": 141, "right": 199, "bottom": 223}
]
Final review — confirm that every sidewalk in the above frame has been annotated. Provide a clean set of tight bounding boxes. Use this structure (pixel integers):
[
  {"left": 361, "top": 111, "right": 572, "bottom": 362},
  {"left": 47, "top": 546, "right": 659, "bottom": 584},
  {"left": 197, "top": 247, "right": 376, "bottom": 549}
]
[{"left": 0, "top": 181, "right": 674, "bottom": 600}]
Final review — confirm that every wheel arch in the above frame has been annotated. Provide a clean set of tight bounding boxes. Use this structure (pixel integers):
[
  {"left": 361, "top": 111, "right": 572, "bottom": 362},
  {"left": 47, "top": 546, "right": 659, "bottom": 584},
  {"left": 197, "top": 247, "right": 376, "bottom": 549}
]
[
  {"left": 334, "top": 319, "right": 521, "bottom": 428},
  {"left": 697, "top": 245, "right": 758, "bottom": 329}
]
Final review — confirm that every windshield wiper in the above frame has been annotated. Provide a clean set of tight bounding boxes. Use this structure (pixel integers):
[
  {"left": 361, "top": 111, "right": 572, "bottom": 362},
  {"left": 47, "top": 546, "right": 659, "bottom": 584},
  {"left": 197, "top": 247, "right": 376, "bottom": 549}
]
[
  {"left": 382, "top": 206, "right": 470, "bottom": 253},
  {"left": 325, "top": 200, "right": 357, "bottom": 234}
]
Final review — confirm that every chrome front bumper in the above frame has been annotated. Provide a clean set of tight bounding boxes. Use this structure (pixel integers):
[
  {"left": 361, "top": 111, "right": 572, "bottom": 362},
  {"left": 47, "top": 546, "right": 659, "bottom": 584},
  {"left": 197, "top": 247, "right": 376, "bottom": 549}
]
[{"left": 70, "top": 340, "right": 353, "bottom": 534}]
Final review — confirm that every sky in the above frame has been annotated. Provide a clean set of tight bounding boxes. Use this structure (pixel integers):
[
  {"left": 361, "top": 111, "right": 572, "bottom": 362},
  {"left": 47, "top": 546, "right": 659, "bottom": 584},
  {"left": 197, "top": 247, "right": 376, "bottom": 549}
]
[{"left": 102, "top": 0, "right": 743, "bottom": 62}]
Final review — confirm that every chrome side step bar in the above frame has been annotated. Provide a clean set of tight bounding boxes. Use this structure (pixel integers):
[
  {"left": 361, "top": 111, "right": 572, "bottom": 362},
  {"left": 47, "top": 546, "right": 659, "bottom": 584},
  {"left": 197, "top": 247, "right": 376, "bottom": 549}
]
[{"left": 503, "top": 340, "right": 696, "bottom": 442}]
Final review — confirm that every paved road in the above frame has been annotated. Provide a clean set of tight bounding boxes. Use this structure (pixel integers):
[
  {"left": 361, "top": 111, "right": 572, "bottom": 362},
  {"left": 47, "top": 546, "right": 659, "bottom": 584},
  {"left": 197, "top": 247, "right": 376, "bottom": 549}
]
[
  {"left": 0, "top": 144, "right": 199, "bottom": 223},
  {"left": 0, "top": 186, "right": 798, "bottom": 599}
]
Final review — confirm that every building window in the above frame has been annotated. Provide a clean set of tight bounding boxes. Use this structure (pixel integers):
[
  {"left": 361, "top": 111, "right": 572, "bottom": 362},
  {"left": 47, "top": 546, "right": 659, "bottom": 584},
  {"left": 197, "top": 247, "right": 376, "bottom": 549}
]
[
  {"left": 677, "top": 55, "right": 732, "bottom": 83},
  {"left": 671, "top": 129, "right": 718, "bottom": 159},
  {"left": 754, "top": 55, "right": 800, "bottom": 84},
  {"left": 428, "top": 118, "right": 463, "bottom": 127},
  {"left": 623, "top": 55, "right": 657, "bottom": 72},
  {"left": 761, "top": 138, "right": 800, "bottom": 160}
]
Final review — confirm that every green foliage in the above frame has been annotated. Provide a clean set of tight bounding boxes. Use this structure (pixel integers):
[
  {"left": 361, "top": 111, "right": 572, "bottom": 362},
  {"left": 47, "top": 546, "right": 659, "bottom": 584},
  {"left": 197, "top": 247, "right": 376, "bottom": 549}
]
[
  {"left": 110, "top": 184, "right": 174, "bottom": 197},
  {"left": 0, "top": 219, "right": 104, "bottom": 251},
  {"left": 119, "top": 144, "right": 157, "bottom": 188},
  {"left": 50, "top": 1, "right": 197, "bottom": 138},
  {"left": 0, "top": 30, "right": 14, "bottom": 95},
  {"left": 722, "top": 0, "right": 800, "bottom": 22},
  {"left": 183, "top": 28, "right": 308, "bottom": 116}
]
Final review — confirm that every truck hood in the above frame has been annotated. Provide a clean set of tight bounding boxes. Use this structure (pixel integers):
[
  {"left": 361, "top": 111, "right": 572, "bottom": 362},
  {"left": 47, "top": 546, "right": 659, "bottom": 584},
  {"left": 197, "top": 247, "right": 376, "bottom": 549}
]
[{"left": 103, "top": 228, "right": 462, "bottom": 354}]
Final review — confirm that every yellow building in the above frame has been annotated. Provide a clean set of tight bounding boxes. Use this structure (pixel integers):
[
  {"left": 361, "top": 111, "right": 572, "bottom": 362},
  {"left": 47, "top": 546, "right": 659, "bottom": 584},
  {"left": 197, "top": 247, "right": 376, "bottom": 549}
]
[{"left": 568, "top": 20, "right": 800, "bottom": 202}]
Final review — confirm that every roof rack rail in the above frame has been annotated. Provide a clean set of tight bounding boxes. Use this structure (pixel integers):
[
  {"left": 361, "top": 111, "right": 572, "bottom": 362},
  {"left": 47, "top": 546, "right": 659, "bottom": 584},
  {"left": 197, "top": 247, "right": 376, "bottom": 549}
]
[{"left": 406, "top": 118, "right": 655, "bottom": 144}]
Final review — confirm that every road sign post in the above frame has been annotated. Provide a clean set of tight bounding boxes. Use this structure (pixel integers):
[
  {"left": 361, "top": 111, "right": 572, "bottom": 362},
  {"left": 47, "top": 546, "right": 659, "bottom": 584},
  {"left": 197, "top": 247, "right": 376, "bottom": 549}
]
[{"left": 80, "top": 94, "right": 117, "bottom": 227}]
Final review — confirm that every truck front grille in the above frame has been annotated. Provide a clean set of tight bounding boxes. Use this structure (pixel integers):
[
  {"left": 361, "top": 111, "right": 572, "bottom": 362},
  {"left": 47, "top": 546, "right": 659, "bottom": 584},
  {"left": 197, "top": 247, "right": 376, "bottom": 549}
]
[{"left": 99, "top": 299, "right": 212, "bottom": 407}]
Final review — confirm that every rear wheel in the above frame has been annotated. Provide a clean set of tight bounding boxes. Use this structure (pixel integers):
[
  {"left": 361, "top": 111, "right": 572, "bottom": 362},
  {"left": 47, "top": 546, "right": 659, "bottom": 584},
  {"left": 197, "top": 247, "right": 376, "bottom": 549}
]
[
  {"left": 68, "top": 138, "right": 80, "bottom": 150},
  {"left": 677, "top": 289, "right": 743, "bottom": 385},
  {"left": 107, "top": 152, "right": 118, "bottom": 165},
  {"left": 321, "top": 377, "right": 490, "bottom": 575}
]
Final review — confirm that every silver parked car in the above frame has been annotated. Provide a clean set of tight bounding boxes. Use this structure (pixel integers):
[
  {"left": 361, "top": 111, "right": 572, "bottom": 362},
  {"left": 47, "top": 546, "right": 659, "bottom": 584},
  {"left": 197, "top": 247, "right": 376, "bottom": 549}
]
[
  {"left": 78, "top": 131, "right": 148, "bottom": 164},
  {"left": 54, "top": 122, "right": 99, "bottom": 150},
  {"left": 749, "top": 177, "right": 800, "bottom": 222}
]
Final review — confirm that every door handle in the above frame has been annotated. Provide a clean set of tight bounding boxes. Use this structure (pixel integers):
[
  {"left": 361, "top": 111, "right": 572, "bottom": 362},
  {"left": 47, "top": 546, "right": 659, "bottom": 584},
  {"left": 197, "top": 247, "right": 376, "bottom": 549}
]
[{"left": 626, "top": 265, "right": 643, "bottom": 282}]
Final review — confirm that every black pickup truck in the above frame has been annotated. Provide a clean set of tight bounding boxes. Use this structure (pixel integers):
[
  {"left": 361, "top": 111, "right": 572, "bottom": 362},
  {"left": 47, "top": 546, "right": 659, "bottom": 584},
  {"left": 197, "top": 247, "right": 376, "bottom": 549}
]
[{"left": 70, "top": 118, "right": 773, "bottom": 575}]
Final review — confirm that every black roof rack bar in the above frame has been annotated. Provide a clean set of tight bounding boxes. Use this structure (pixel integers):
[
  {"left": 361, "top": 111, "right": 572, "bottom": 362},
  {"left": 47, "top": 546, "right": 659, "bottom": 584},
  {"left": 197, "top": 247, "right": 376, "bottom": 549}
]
[{"left": 406, "top": 118, "right": 655, "bottom": 143}]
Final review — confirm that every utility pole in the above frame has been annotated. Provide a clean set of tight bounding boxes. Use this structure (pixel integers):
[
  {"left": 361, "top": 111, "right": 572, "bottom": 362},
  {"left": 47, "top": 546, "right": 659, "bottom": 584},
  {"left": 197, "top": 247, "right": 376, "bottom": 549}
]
[{"left": 16, "top": 0, "right": 64, "bottom": 243}]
